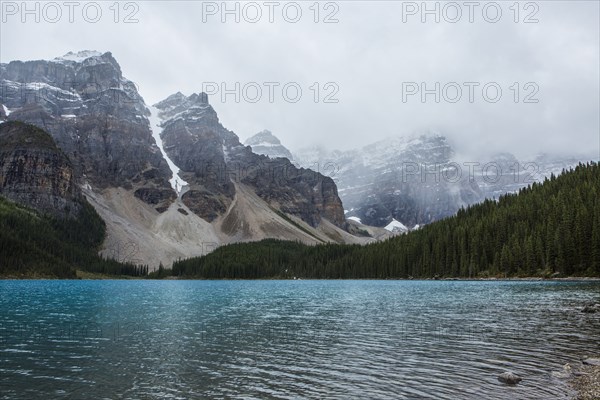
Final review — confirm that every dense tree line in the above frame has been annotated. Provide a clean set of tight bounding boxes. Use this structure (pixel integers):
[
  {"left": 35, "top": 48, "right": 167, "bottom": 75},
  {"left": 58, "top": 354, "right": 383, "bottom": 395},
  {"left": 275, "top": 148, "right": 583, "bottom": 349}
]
[
  {"left": 173, "top": 162, "right": 600, "bottom": 279},
  {"left": 0, "top": 196, "right": 148, "bottom": 278}
]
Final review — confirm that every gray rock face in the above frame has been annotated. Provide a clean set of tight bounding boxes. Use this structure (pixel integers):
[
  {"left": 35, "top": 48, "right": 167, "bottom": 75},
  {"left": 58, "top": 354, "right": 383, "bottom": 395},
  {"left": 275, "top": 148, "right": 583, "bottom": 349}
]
[
  {"left": 0, "top": 51, "right": 348, "bottom": 233},
  {"left": 0, "top": 51, "right": 176, "bottom": 212},
  {"left": 0, "top": 121, "right": 81, "bottom": 218},
  {"left": 154, "top": 92, "right": 347, "bottom": 228},
  {"left": 153, "top": 92, "right": 236, "bottom": 221},
  {"left": 244, "top": 130, "right": 294, "bottom": 161}
]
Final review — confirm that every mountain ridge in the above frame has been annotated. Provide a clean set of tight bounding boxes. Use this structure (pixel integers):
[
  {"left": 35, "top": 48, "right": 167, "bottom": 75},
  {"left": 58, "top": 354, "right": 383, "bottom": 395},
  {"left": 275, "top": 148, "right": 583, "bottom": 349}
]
[
  {"left": 246, "top": 130, "right": 593, "bottom": 230},
  {"left": 0, "top": 51, "right": 358, "bottom": 268}
]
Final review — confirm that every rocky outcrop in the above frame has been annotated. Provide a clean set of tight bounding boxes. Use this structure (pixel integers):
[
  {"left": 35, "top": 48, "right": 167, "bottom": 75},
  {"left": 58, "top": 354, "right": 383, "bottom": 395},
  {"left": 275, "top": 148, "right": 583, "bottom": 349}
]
[
  {"left": 155, "top": 92, "right": 346, "bottom": 229},
  {"left": 133, "top": 187, "right": 177, "bottom": 212},
  {"left": 0, "top": 51, "right": 176, "bottom": 212},
  {"left": 497, "top": 371, "right": 522, "bottom": 385},
  {"left": 0, "top": 121, "right": 81, "bottom": 218},
  {"left": 237, "top": 154, "right": 346, "bottom": 228},
  {"left": 153, "top": 92, "right": 235, "bottom": 221}
]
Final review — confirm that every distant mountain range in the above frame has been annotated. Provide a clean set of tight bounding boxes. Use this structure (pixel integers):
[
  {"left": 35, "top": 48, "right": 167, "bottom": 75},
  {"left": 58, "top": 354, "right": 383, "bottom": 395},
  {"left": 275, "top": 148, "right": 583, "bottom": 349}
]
[{"left": 245, "top": 130, "right": 593, "bottom": 230}]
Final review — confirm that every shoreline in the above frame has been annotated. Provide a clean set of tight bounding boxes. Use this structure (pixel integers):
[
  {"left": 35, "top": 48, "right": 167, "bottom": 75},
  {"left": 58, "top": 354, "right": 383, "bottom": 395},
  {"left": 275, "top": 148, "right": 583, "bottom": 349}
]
[
  {"left": 571, "top": 363, "right": 600, "bottom": 400},
  {"left": 2, "top": 275, "right": 600, "bottom": 281}
]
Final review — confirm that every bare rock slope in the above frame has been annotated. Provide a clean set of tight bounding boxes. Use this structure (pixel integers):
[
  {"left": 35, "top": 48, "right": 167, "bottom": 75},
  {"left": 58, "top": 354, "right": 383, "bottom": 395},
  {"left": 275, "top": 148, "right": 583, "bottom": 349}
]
[{"left": 0, "top": 51, "right": 358, "bottom": 268}]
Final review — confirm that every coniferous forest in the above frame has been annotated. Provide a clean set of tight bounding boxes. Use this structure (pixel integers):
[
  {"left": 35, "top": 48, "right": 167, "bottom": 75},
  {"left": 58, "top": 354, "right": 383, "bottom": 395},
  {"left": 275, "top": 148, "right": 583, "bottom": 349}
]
[
  {"left": 2, "top": 162, "right": 599, "bottom": 279},
  {"left": 172, "top": 162, "right": 600, "bottom": 279},
  {"left": 0, "top": 196, "right": 149, "bottom": 278}
]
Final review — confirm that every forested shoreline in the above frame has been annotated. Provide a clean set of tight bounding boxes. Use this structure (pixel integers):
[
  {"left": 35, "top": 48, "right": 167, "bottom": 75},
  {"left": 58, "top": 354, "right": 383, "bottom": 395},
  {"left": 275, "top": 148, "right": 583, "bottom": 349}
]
[
  {"left": 2, "top": 162, "right": 598, "bottom": 280},
  {"left": 0, "top": 196, "right": 149, "bottom": 278},
  {"left": 171, "top": 162, "right": 600, "bottom": 279}
]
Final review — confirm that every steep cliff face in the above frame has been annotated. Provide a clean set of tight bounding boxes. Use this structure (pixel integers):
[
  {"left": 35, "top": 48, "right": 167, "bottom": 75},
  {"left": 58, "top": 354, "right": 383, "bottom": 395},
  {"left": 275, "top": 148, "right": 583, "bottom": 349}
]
[
  {"left": 0, "top": 50, "right": 176, "bottom": 212},
  {"left": 155, "top": 92, "right": 347, "bottom": 229},
  {"left": 153, "top": 92, "right": 235, "bottom": 221},
  {"left": 0, "top": 121, "right": 81, "bottom": 218}
]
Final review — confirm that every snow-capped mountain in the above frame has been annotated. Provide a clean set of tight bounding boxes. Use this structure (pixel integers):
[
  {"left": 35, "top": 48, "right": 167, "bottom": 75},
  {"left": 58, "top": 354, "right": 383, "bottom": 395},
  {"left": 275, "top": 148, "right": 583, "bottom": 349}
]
[
  {"left": 244, "top": 130, "right": 294, "bottom": 160},
  {"left": 473, "top": 152, "right": 593, "bottom": 200},
  {"left": 0, "top": 50, "right": 175, "bottom": 210},
  {"left": 53, "top": 50, "right": 106, "bottom": 64},
  {"left": 295, "top": 134, "right": 482, "bottom": 229},
  {"left": 294, "top": 134, "right": 592, "bottom": 229},
  {"left": 383, "top": 219, "right": 409, "bottom": 233},
  {"left": 0, "top": 51, "right": 358, "bottom": 268}
]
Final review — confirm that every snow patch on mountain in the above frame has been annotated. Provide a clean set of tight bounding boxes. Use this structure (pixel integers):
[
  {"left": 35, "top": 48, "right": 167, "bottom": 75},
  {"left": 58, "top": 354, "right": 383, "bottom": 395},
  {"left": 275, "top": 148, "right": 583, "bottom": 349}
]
[
  {"left": 0, "top": 104, "right": 9, "bottom": 124},
  {"left": 384, "top": 219, "right": 409, "bottom": 233},
  {"left": 148, "top": 106, "right": 189, "bottom": 194},
  {"left": 53, "top": 50, "right": 104, "bottom": 63}
]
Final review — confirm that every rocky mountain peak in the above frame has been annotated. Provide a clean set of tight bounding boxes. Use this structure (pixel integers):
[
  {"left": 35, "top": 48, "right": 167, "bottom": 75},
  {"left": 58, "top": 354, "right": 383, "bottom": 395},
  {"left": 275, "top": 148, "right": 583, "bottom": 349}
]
[
  {"left": 245, "top": 130, "right": 281, "bottom": 146},
  {"left": 1, "top": 51, "right": 176, "bottom": 212},
  {"left": 152, "top": 91, "right": 345, "bottom": 228},
  {"left": 188, "top": 92, "right": 209, "bottom": 104},
  {"left": 53, "top": 50, "right": 104, "bottom": 63},
  {"left": 1, "top": 52, "right": 352, "bottom": 268},
  {"left": 156, "top": 92, "right": 209, "bottom": 110},
  {"left": 52, "top": 50, "right": 122, "bottom": 74},
  {"left": 154, "top": 92, "right": 215, "bottom": 124},
  {"left": 244, "top": 130, "right": 294, "bottom": 161},
  {"left": 295, "top": 133, "right": 479, "bottom": 228}
]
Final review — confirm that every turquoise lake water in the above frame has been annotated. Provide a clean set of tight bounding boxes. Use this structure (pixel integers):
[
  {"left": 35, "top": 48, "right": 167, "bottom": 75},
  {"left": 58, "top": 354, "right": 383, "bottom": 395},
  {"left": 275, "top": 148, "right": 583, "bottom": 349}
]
[{"left": 1, "top": 280, "right": 599, "bottom": 399}]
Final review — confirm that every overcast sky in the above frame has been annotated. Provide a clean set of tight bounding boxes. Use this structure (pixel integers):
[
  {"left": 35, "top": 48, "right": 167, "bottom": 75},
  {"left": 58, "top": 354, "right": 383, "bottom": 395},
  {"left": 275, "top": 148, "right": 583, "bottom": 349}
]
[{"left": 1, "top": 1, "right": 598, "bottom": 159}]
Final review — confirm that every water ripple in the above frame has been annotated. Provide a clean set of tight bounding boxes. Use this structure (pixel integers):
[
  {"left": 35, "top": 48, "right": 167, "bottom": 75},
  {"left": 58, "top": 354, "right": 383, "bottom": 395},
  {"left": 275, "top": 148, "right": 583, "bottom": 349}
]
[{"left": 0, "top": 280, "right": 599, "bottom": 399}]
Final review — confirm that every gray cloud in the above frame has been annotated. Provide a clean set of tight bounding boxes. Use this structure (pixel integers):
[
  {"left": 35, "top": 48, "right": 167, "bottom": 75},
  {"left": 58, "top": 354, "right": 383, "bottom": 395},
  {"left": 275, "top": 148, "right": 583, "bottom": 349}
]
[{"left": 1, "top": 1, "right": 598, "bottom": 159}]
